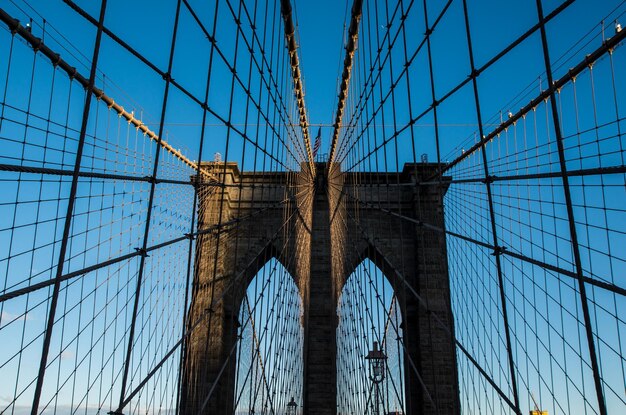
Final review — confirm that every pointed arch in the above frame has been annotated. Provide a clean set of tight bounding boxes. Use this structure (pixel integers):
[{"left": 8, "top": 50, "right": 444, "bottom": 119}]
[
  {"left": 342, "top": 241, "right": 412, "bottom": 313},
  {"left": 336, "top": 257, "right": 406, "bottom": 414},
  {"left": 233, "top": 256, "right": 304, "bottom": 414},
  {"left": 232, "top": 241, "right": 301, "bottom": 308}
]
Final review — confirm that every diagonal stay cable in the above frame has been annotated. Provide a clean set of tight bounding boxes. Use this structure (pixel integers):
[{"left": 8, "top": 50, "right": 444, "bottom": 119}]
[
  {"left": 333, "top": 181, "right": 626, "bottom": 298},
  {"left": 232, "top": 260, "right": 290, "bottom": 409},
  {"left": 331, "top": 187, "right": 437, "bottom": 412},
  {"left": 60, "top": 0, "right": 294, "bottom": 172},
  {"left": 0, "top": 7, "right": 220, "bottom": 183},
  {"left": 279, "top": 0, "right": 315, "bottom": 176},
  {"left": 111, "top": 195, "right": 310, "bottom": 414},
  {"left": 0, "top": 190, "right": 306, "bottom": 303},
  {"left": 438, "top": 25, "right": 626, "bottom": 178},
  {"left": 327, "top": 0, "right": 363, "bottom": 169},
  {"left": 178, "top": 0, "right": 308, "bottom": 166},
  {"left": 342, "top": 205, "right": 522, "bottom": 415}
]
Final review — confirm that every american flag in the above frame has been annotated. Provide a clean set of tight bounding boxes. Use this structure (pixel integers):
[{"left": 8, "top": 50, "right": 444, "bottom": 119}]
[{"left": 312, "top": 128, "right": 321, "bottom": 157}]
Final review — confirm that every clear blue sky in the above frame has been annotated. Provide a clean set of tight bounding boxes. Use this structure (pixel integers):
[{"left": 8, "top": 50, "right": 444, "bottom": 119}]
[
  {"left": 2, "top": 0, "right": 622, "bottom": 164},
  {"left": 0, "top": 0, "right": 625, "bottom": 414}
]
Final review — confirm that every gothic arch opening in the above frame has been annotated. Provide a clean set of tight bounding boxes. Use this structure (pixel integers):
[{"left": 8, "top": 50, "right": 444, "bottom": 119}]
[
  {"left": 233, "top": 257, "right": 304, "bottom": 414},
  {"left": 337, "top": 258, "right": 406, "bottom": 414}
]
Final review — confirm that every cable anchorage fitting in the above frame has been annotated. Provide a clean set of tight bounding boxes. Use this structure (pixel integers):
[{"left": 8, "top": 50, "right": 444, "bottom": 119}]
[
  {"left": 9, "top": 18, "right": 19, "bottom": 35},
  {"left": 32, "top": 37, "right": 42, "bottom": 52}
]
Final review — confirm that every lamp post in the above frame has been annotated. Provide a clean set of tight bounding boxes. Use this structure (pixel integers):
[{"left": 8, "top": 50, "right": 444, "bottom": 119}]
[
  {"left": 365, "top": 341, "right": 387, "bottom": 415},
  {"left": 286, "top": 396, "right": 297, "bottom": 415}
]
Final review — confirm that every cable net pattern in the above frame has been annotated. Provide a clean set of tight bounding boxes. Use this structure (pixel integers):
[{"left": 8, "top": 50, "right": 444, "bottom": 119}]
[
  {"left": 0, "top": 0, "right": 308, "bottom": 413},
  {"left": 0, "top": 0, "right": 624, "bottom": 414},
  {"left": 330, "top": 0, "right": 626, "bottom": 414}
]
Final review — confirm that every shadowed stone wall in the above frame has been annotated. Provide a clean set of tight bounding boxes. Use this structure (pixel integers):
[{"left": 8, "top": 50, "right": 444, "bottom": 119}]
[{"left": 181, "top": 162, "right": 459, "bottom": 415}]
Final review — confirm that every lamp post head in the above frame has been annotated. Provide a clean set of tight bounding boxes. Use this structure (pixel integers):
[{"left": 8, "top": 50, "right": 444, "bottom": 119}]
[
  {"left": 365, "top": 341, "right": 387, "bottom": 383},
  {"left": 286, "top": 396, "right": 297, "bottom": 415}
]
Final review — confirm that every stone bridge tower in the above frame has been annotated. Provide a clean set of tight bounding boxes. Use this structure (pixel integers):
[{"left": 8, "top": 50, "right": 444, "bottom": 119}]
[{"left": 180, "top": 162, "right": 459, "bottom": 415}]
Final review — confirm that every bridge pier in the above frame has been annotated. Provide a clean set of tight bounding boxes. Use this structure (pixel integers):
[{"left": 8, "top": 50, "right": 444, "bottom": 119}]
[
  {"left": 181, "top": 163, "right": 302, "bottom": 415},
  {"left": 339, "top": 164, "right": 460, "bottom": 415},
  {"left": 302, "top": 169, "right": 338, "bottom": 415},
  {"left": 182, "top": 162, "right": 459, "bottom": 414}
]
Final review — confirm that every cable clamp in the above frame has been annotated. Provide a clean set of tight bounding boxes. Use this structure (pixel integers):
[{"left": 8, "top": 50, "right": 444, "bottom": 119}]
[
  {"left": 32, "top": 38, "right": 42, "bottom": 52},
  {"left": 491, "top": 246, "right": 507, "bottom": 256},
  {"left": 134, "top": 247, "right": 149, "bottom": 257},
  {"left": 9, "top": 18, "right": 19, "bottom": 35},
  {"left": 143, "top": 175, "right": 158, "bottom": 184},
  {"left": 482, "top": 175, "right": 496, "bottom": 184}
]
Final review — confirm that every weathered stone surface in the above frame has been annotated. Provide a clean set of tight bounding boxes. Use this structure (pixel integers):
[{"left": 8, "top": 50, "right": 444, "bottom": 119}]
[{"left": 181, "top": 162, "right": 459, "bottom": 415}]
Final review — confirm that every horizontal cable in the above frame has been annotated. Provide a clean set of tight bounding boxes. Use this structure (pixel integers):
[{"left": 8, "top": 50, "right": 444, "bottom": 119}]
[
  {"left": 0, "top": 162, "right": 193, "bottom": 185},
  {"left": 343, "top": 208, "right": 521, "bottom": 415},
  {"left": 179, "top": 0, "right": 307, "bottom": 166},
  {"left": 0, "top": 7, "right": 219, "bottom": 183},
  {"left": 0, "top": 195, "right": 294, "bottom": 303},
  {"left": 418, "top": 164, "right": 626, "bottom": 186},
  {"left": 113, "top": 196, "right": 308, "bottom": 413},
  {"left": 333, "top": 182, "right": 626, "bottom": 298},
  {"left": 440, "top": 26, "right": 626, "bottom": 177},
  {"left": 60, "top": 0, "right": 295, "bottom": 172}
]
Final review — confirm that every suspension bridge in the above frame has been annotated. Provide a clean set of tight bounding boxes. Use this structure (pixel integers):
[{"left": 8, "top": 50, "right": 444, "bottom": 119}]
[{"left": 0, "top": 0, "right": 625, "bottom": 414}]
